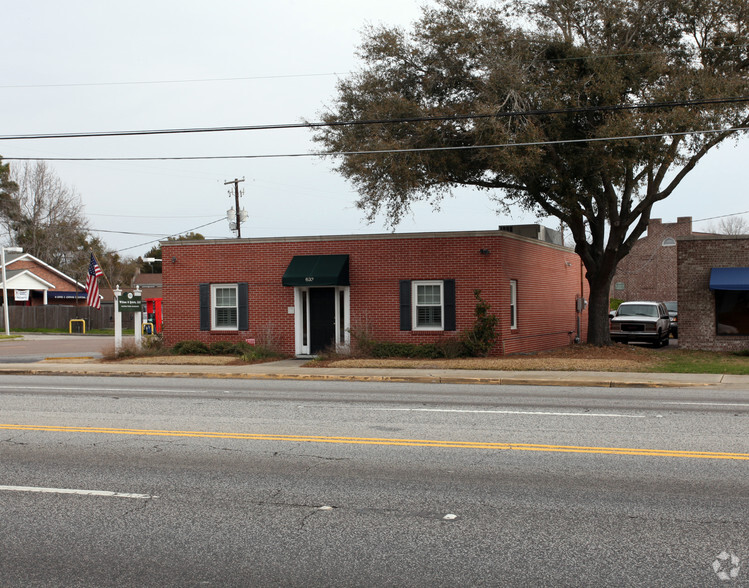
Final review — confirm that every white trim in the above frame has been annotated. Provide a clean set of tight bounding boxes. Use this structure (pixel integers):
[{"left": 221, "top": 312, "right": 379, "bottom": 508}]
[
  {"left": 210, "top": 283, "right": 238, "bottom": 331},
  {"left": 5, "top": 252, "right": 85, "bottom": 290},
  {"left": 412, "top": 280, "right": 444, "bottom": 331},
  {"left": 293, "top": 286, "right": 350, "bottom": 356},
  {"left": 510, "top": 280, "right": 518, "bottom": 330},
  {"left": 334, "top": 286, "right": 351, "bottom": 350},
  {"left": 1, "top": 270, "right": 56, "bottom": 290},
  {"left": 294, "top": 288, "right": 310, "bottom": 355}
]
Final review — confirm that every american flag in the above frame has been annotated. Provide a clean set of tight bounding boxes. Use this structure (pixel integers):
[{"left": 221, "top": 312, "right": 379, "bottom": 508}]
[{"left": 85, "top": 253, "right": 104, "bottom": 309}]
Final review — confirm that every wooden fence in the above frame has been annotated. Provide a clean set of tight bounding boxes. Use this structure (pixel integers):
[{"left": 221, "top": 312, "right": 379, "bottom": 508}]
[{"left": 0, "top": 303, "right": 134, "bottom": 331}]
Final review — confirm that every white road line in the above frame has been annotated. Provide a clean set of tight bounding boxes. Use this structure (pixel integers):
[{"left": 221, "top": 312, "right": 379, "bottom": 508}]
[
  {"left": 0, "top": 385, "right": 176, "bottom": 394},
  {"left": 0, "top": 485, "right": 156, "bottom": 499},
  {"left": 370, "top": 408, "right": 645, "bottom": 418},
  {"left": 662, "top": 402, "right": 749, "bottom": 407}
]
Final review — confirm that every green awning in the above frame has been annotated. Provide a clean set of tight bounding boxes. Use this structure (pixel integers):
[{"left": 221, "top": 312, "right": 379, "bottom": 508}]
[{"left": 282, "top": 254, "right": 350, "bottom": 287}]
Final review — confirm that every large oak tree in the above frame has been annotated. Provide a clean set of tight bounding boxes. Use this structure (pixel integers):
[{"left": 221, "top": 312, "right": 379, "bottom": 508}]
[{"left": 314, "top": 0, "right": 749, "bottom": 344}]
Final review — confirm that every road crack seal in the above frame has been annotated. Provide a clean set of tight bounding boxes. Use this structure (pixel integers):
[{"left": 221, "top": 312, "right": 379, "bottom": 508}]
[{"left": 2, "top": 436, "right": 27, "bottom": 446}]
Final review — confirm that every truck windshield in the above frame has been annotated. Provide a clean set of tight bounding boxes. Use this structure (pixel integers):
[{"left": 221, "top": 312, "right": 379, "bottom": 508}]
[{"left": 617, "top": 304, "right": 658, "bottom": 317}]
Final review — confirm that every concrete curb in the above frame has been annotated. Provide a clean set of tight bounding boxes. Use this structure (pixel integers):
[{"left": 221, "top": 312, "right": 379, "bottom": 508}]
[{"left": 0, "top": 366, "right": 716, "bottom": 388}]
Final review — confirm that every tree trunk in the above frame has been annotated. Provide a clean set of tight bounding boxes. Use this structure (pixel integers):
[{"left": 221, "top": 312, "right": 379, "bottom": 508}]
[{"left": 586, "top": 273, "right": 615, "bottom": 346}]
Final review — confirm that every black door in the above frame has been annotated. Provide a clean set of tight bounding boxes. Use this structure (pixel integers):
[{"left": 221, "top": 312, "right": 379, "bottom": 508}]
[{"left": 309, "top": 288, "right": 336, "bottom": 354}]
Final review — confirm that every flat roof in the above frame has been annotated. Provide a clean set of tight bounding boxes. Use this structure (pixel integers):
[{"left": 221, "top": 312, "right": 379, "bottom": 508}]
[
  {"left": 678, "top": 234, "right": 749, "bottom": 241},
  {"left": 161, "top": 228, "right": 574, "bottom": 252}
]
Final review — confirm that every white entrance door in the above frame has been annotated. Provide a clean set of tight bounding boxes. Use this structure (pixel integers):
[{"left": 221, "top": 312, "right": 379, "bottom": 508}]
[{"left": 294, "top": 286, "right": 350, "bottom": 356}]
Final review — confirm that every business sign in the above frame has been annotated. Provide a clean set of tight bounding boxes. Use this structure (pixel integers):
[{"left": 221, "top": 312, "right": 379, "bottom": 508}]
[
  {"left": 14, "top": 290, "right": 29, "bottom": 301},
  {"left": 48, "top": 292, "right": 86, "bottom": 300},
  {"left": 117, "top": 292, "right": 143, "bottom": 313}
]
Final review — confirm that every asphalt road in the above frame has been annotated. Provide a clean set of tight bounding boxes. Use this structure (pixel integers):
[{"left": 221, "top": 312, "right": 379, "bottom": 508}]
[
  {"left": 0, "top": 334, "right": 114, "bottom": 362},
  {"left": 1, "top": 376, "right": 747, "bottom": 587}
]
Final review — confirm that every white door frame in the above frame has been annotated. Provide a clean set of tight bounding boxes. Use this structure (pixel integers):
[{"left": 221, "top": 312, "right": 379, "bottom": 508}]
[{"left": 293, "top": 286, "right": 350, "bottom": 356}]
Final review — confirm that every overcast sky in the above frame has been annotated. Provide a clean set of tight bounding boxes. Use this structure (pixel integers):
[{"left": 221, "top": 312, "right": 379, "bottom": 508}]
[{"left": 2, "top": 0, "right": 748, "bottom": 256}]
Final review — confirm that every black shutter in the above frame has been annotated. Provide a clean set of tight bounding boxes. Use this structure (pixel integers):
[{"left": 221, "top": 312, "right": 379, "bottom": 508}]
[
  {"left": 238, "top": 283, "right": 249, "bottom": 331},
  {"left": 399, "top": 280, "right": 412, "bottom": 331},
  {"left": 444, "top": 279, "right": 456, "bottom": 331},
  {"left": 199, "top": 284, "right": 210, "bottom": 331}
]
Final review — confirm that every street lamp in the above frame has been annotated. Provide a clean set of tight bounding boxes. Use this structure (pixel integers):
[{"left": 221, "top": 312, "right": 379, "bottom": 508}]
[
  {"left": 2, "top": 246, "right": 23, "bottom": 336},
  {"left": 142, "top": 257, "right": 161, "bottom": 273}
]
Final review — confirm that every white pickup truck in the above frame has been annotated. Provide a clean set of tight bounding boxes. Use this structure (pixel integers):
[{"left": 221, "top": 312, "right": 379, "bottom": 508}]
[{"left": 610, "top": 301, "right": 671, "bottom": 347}]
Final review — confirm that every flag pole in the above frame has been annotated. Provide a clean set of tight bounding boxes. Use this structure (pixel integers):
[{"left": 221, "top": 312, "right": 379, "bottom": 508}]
[{"left": 91, "top": 251, "right": 115, "bottom": 292}]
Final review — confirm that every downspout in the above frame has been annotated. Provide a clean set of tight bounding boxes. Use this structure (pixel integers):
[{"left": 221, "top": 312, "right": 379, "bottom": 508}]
[{"left": 575, "top": 257, "right": 584, "bottom": 344}]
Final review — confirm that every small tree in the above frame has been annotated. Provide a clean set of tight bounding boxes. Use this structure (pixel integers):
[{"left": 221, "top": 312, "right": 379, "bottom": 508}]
[
  {"left": 462, "top": 289, "right": 499, "bottom": 356},
  {"left": 708, "top": 216, "right": 749, "bottom": 235}
]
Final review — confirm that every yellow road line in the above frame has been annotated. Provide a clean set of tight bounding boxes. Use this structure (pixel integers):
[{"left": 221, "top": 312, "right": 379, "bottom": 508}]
[{"left": 2, "top": 423, "right": 748, "bottom": 460}]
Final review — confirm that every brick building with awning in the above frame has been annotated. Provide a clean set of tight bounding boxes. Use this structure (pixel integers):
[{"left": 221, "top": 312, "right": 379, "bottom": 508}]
[
  {"left": 162, "top": 227, "right": 589, "bottom": 357},
  {"left": 677, "top": 235, "right": 749, "bottom": 351}
]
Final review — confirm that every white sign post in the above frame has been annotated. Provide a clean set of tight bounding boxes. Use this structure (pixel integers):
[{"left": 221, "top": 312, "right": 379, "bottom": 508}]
[
  {"left": 133, "top": 286, "right": 142, "bottom": 349},
  {"left": 113, "top": 285, "right": 122, "bottom": 353}
]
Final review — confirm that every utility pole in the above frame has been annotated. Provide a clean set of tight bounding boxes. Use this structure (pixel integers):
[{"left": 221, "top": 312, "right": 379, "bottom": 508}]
[{"left": 225, "top": 177, "right": 245, "bottom": 238}]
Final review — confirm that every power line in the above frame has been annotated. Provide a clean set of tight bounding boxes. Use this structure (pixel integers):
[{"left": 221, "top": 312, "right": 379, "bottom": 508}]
[
  {"left": 694, "top": 209, "right": 749, "bottom": 223},
  {"left": 1, "top": 96, "right": 747, "bottom": 142},
  {"left": 3, "top": 124, "right": 749, "bottom": 163},
  {"left": 109, "top": 218, "right": 226, "bottom": 254}
]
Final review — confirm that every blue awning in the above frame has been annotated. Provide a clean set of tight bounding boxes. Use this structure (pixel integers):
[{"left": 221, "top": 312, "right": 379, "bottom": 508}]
[
  {"left": 709, "top": 267, "right": 749, "bottom": 290},
  {"left": 48, "top": 291, "right": 87, "bottom": 300}
]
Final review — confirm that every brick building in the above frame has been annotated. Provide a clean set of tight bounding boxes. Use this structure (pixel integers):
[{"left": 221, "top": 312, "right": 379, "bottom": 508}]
[
  {"left": 611, "top": 217, "right": 701, "bottom": 303},
  {"left": 1, "top": 252, "right": 88, "bottom": 306},
  {"left": 677, "top": 235, "right": 749, "bottom": 351},
  {"left": 162, "top": 228, "right": 589, "bottom": 356}
]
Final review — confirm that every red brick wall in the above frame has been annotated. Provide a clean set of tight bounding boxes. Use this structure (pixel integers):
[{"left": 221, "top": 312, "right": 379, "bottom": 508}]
[
  {"left": 8, "top": 259, "right": 76, "bottom": 290},
  {"left": 611, "top": 217, "right": 696, "bottom": 302},
  {"left": 6, "top": 259, "right": 80, "bottom": 306},
  {"left": 677, "top": 236, "right": 749, "bottom": 351},
  {"left": 162, "top": 231, "right": 588, "bottom": 355}
]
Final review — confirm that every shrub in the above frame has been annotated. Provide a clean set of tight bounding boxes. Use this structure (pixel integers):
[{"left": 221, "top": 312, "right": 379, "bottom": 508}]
[
  {"left": 231, "top": 341, "right": 253, "bottom": 355},
  {"left": 367, "top": 338, "right": 465, "bottom": 359},
  {"left": 209, "top": 341, "right": 240, "bottom": 355},
  {"left": 242, "top": 344, "right": 285, "bottom": 362},
  {"left": 171, "top": 340, "right": 209, "bottom": 355},
  {"left": 348, "top": 324, "right": 377, "bottom": 356},
  {"left": 434, "top": 336, "right": 467, "bottom": 359},
  {"left": 141, "top": 333, "right": 164, "bottom": 351},
  {"left": 101, "top": 340, "right": 165, "bottom": 360},
  {"left": 461, "top": 289, "right": 498, "bottom": 357}
]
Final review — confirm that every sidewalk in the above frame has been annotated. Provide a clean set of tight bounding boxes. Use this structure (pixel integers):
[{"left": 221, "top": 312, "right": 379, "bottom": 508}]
[{"left": 1, "top": 358, "right": 747, "bottom": 389}]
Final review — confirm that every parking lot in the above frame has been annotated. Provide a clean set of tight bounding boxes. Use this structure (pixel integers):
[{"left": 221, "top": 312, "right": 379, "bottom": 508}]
[{"left": 0, "top": 334, "right": 116, "bottom": 362}]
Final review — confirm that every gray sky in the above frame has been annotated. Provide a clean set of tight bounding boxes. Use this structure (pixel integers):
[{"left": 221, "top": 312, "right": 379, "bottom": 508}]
[{"left": 2, "top": 0, "right": 748, "bottom": 256}]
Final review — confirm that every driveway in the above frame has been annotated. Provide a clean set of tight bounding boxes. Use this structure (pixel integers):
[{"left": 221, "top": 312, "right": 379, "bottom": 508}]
[{"left": 0, "top": 334, "right": 116, "bottom": 363}]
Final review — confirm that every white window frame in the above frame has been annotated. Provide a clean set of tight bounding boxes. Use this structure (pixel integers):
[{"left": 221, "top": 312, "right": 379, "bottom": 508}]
[
  {"left": 510, "top": 280, "right": 518, "bottom": 330},
  {"left": 211, "top": 283, "right": 238, "bottom": 331},
  {"left": 412, "top": 280, "right": 444, "bottom": 331}
]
